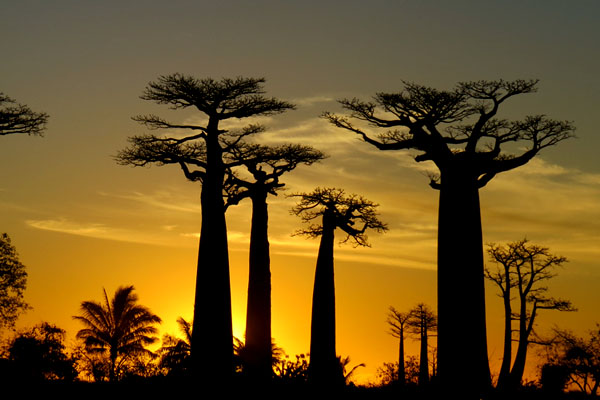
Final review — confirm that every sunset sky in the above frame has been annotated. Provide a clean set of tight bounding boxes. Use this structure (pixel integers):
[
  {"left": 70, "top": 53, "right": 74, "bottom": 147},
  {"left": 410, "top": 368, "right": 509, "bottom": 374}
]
[{"left": 1, "top": 0, "right": 599, "bottom": 384}]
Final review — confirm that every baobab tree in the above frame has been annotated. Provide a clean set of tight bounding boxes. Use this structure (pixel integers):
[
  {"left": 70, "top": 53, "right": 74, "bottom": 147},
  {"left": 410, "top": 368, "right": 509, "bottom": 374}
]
[
  {"left": 116, "top": 74, "right": 294, "bottom": 381},
  {"left": 291, "top": 187, "right": 388, "bottom": 386},
  {"left": 225, "top": 143, "right": 325, "bottom": 381},
  {"left": 485, "top": 239, "right": 576, "bottom": 389},
  {"left": 407, "top": 303, "right": 437, "bottom": 386},
  {"left": 323, "top": 79, "right": 575, "bottom": 395},
  {"left": 0, "top": 93, "right": 48, "bottom": 136},
  {"left": 387, "top": 306, "right": 411, "bottom": 385}
]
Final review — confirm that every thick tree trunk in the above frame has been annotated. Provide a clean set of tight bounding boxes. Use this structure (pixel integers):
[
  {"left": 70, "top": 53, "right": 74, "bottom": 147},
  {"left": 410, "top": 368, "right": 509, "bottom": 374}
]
[
  {"left": 191, "top": 133, "right": 233, "bottom": 383},
  {"left": 244, "top": 191, "right": 272, "bottom": 381},
  {"left": 437, "top": 175, "right": 491, "bottom": 397},
  {"left": 309, "top": 210, "right": 340, "bottom": 386}
]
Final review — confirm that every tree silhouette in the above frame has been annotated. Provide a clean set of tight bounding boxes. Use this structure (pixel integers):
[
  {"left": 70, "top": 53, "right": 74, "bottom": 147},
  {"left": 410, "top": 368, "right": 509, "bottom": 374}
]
[
  {"left": 0, "top": 93, "right": 48, "bottom": 136},
  {"left": 543, "top": 326, "right": 600, "bottom": 396},
  {"left": 73, "top": 285, "right": 162, "bottom": 382},
  {"left": 387, "top": 306, "right": 411, "bottom": 385},
  {"left": 225, "top": 143, "right": 325, "bottom": 381},
  {"left": 6, "top": 322, "right": 77, "bottom": 382},
  {"left": 116, "top": 74, "right": 294, "bottom": 381},
  {"left": 485, "top": 239, "right": 576, "bottom": 389},
  {"left": 158, "top": 317, "right": 192, "bottom": 377},
  {"left": 291, "top": 187, "right": 387, "bottom": 386},
  {"left": 0, "top": 233, "right": 30, "bottom": 329},
  {"left": 407, "top": 303, "right": 437, "bottom": 386},
  {"left": 323, "top": 79, "right": 575, "bottom": 394}
]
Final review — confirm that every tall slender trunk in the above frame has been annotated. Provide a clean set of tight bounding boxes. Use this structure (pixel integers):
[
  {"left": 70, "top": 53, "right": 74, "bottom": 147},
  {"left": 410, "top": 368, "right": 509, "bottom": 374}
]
[
  {"left": 419, "top": 328, "right": 429, "bottom": 386},
  {"left": 191, "top": 131, "right": 233, "bottom": 382},
  {"left": 398, "top": 330, "right": 406, "bottom": 385},
  {"left": 309, "top": 209, "right": 339, "bottom": 386},
  {"left": 509, "top": 300, "right": 536, "bottom": 386},
  {"left": 244, "top": 190, "right": 272, "bottom": 381},
  {"left": 437, "top": 174, "right": 491, "bottom": 397},
  {"left": 497, "top": 279, "right": 513, "bottom": 389}
]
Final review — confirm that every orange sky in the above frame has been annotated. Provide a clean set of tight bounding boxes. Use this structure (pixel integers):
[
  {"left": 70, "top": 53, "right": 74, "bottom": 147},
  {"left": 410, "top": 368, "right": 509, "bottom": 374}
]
[{"left": 1, "top": 0, "right": 599, "bottom": 385}]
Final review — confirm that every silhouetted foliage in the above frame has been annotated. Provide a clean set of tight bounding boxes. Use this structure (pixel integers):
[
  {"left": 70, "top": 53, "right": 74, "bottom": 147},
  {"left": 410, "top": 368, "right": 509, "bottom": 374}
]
[
  {"left": 73, "top": 285, "right": 162, "bottom": 382},
  {"left": 273, "top": 353, "right": 309, "bottom": 384},
  {"left": 5, "top": 322, "right": 77, "bottom": 382},
  {"left": 116, "top": 74, "right": 294, "bottom": 382},
  {"left": 541, "top": 326, "right": 600, "bottom": 396},
  {"left": 0, "top": 93, "right": 48, "bottom": 136},
  {"left": 226, "top": 143, "right": 325, "bottom": 381},
  {"left": 324, "top": 79, "right": 575, "bottom": 396},
  {"left": 291, "top": 187, "right": 387, "bottom": 386},
  {"left": 0, "top": 233, "right": 30, "bottom": 329},
  {"left": 406, "top": 303, "right": 437, "bottom": 386},
  {"left": 486, "top": 239, "right": 576, "bottom": 389},
  {"left": 375, "top": 357, "right": 420, "bottom": 387},
  {"left": 157, "top": 317, "right": 192, "bottom": 377},
  {"left": 387, "top": 306, "right": 411, "bottom": 385}
]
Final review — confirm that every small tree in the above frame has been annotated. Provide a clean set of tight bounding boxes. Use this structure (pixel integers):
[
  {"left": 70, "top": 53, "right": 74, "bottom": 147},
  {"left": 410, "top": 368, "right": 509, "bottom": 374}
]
[
  {"left": 6, "top": 322, "right": 77, "bottom": 382},
  {"left": 73, "top": 285, "right": 162, "bottom": 382},
  {"left": 0, "top": 93, "right": 48, "bottom": 136},
  {"left": 542, "top": 326, "right": 600, "bottom": 396},
  {"left": 291, "top": 187, "right": 387, "bottom": 386},
  {"left": 157, "top": 317, "right": 192, "bottom": 377},
  {"left": 0, "top": 233, "right": 30, "bottom": 329},
  {"left": 323, "top": 79, "right": 575, "bottom": 394},
  {"left": 485, "top": 239, "right": 576, "bottom": 389},
  {"left": 407, "top": 303, "right": 437, "bottom": 386},
  {"left": 387, "top": 306, "right": 411, "bottom": 385}
]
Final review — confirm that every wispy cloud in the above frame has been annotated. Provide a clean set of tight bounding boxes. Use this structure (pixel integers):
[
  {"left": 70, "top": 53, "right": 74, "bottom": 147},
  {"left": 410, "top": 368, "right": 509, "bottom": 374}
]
[
  {"left": 25, "top": 218, "right": 193, "bottom": 247},
  {"left": 99, "top": 190, "right": 201, "bottom": 214}
]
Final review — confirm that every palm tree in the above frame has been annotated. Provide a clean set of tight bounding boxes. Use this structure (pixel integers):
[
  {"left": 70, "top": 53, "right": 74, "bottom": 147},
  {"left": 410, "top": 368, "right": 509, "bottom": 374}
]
[
  {"left": 158, "top": 317, "right": 192, "bottom": 377},
  {"left": 73, "top": 285, "right": 162, "bottom": 382}
]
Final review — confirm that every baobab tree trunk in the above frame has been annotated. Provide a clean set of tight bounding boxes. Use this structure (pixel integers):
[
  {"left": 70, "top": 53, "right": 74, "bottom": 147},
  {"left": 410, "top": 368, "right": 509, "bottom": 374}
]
[
  {"left": 509, "top": 301, "right": 536, "bottom": 387},
  {"left": 191, "top": 136, "right": 234, "bottom": 383},
  {"left": 398, "top": 331, "right": 406, "bottom": 385},
  {"left": 437, "top": 174, "right": 491, "bottom": 397},
  {"left": 309, "top": 209, "right": 339, "bottom": 386},
  {"left": 497, "top": 288, "right": 513, "bottom": 389},
  {"left": 244, "top": 190, "right": 272, "bottom": 381},
  {"left": 419, "top": 329, "right": 429, "bottom": 386}
]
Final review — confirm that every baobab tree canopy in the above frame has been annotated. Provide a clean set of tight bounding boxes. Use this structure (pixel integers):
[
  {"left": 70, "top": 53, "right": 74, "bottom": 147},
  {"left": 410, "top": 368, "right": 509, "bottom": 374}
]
[
  {"left": 323, "top": 79, "right": 575, "bottom": 189},
  {"left": 0, "top": 93, "right": 48, "bottom": 136}
]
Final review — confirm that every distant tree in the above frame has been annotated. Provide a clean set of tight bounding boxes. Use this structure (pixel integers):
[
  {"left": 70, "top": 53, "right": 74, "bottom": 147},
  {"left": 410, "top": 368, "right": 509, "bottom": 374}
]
[
  {"left": 323, "top": 79, "right": 575, "bottom": 395},
  {"left": 375, "top": 356, "right": 420, "bottom": 387},
  {"left": 542, "top": 326, "right": 600, "bottom": 396},
  {"left": 225, "top": 143, "right": 325, "bottom": 381},
  {"left": 486, "top": 239, "right": 576, "bottom": 389},
  {"left": 273, "top": 352, "right": 310, "bottom": 384},
  {"left": 407, "top": 303, "right": 437, "bottom": 386},
  {"left": 0, "top": 233, "right": 30, "bottom": 329},
  {"left": 387, "top": 306, "right": 411, "bottom": 385},
  {"left": 116, "top": 75, "right": 294, "bottom": 382},
  {"left": 6, "top": 322, "right": 77, "bottom": 382},
  {"left": 0, "top": 93, "right": 48, "bottom": 136},
  {"left": 157, "top": 317, "right": 192, "bottom": 377},
  {"left": 291, "top": 187, "right": 387, "bottom": 386},
  {"left": 73, "top": 285, "right": 162, "bottom": 382},
  {"left": 338, "top": 355, "right": 365, "bottom": 386}
]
